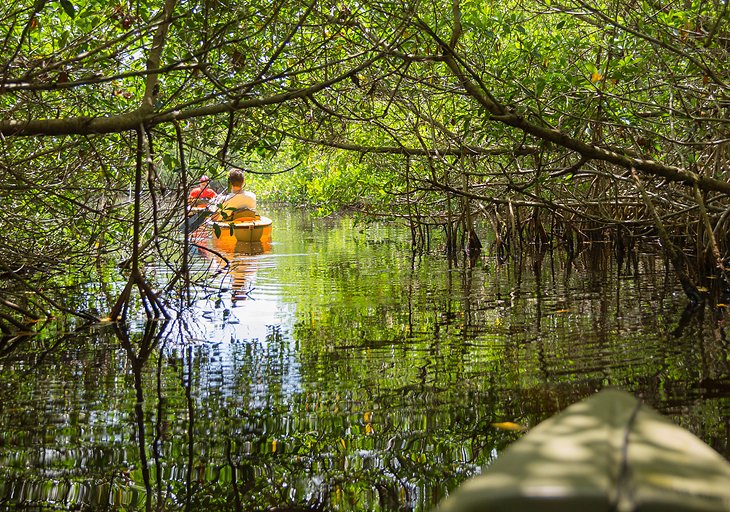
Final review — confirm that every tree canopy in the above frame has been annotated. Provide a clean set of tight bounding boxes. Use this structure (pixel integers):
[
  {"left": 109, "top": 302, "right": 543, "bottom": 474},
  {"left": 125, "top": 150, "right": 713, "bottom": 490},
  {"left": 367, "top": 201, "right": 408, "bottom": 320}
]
[{"left": 1, "top": 0, "right": 728, "bottom": 324}]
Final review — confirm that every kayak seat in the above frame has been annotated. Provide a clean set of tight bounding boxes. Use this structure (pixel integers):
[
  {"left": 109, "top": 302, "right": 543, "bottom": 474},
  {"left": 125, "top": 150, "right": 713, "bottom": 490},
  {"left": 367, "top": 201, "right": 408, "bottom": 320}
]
[{"left": 224, "top": 208, "right": 259, "bottom": 221}]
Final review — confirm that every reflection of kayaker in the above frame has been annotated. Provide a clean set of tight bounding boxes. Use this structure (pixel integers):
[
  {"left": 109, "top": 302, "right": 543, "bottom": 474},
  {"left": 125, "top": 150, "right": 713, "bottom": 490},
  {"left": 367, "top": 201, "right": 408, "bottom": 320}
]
[
  {"left": 226, "top": 241, "right": 270, "bottom": 302},
  {"left": 209, "top": 234, "right": 272, "bottom": 256},
  {"left": 187, "top": 175, "right": 217, "bottom": 207},
  {"left": 199, "top": 234, "right": 272, "bottom": 302}
]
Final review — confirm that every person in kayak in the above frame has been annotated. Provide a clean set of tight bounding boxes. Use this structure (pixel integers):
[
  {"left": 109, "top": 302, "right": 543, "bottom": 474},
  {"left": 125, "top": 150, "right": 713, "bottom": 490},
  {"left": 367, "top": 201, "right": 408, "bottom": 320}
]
[
  {"left": 215, "top": 167, "right": 257, "bottom": 220},
  {"left": 187, "top": 175, "right": 217, "bottom": 206}
]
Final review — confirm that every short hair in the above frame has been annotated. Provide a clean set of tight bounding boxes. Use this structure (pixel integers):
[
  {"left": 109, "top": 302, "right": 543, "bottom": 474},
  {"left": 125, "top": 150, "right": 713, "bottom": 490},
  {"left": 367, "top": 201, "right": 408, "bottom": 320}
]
[{"left": 228, "top": 168, "right": 244, "bottom": 187}]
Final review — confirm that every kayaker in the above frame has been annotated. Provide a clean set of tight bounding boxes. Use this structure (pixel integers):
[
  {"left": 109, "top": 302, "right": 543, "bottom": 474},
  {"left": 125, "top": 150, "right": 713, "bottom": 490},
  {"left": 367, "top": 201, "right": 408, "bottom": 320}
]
[
  {"left": 216, "top": 167, "right": 257, "bottom": 220},
  {"left": 187, "top": 175, "right": 217, "bottom": 205}
]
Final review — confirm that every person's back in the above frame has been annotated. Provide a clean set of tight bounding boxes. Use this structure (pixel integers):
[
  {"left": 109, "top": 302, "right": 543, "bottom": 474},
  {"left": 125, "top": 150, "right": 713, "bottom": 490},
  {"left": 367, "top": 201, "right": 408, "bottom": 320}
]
[
  {"left": 219, "top": 190, "right": 256, "bottom": 212},
  {"left": 217, "top": 168, "right": 257, "bottom": 220}
]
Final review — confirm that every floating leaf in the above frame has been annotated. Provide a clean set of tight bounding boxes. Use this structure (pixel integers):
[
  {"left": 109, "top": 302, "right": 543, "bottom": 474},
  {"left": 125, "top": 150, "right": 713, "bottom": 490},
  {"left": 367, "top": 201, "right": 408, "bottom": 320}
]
[{"left": 491, "top": 421, "right": 528, "bottom": 432}]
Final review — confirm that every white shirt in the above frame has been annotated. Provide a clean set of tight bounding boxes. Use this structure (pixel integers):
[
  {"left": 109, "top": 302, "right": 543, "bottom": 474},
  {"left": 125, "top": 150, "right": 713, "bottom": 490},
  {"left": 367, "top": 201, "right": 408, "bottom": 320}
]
[{"left": 219, "top": 190, "right": 257, "bottom": 213}]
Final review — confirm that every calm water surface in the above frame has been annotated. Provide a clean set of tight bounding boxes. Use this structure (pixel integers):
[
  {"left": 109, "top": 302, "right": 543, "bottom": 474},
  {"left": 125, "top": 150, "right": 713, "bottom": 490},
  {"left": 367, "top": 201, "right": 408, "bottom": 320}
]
[{"left": 0, "top": 207, "right": 728, "bottom": 510}]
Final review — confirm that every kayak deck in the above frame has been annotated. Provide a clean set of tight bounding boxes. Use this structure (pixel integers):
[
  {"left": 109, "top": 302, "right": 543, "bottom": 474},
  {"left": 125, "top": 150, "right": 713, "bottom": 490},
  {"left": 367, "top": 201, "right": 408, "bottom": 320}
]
[
  {"left": 438, "top": 389, "right": 730, "bottom": 512},
  {"left": 211, "top": 215, "right": 272, "bottom": 243}
]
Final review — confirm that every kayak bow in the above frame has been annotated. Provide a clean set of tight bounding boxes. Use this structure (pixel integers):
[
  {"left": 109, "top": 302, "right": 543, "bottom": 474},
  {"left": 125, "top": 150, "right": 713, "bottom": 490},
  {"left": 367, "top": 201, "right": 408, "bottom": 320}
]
[{"left": 438, "top": 389, "right": 730, "bottom": 512}]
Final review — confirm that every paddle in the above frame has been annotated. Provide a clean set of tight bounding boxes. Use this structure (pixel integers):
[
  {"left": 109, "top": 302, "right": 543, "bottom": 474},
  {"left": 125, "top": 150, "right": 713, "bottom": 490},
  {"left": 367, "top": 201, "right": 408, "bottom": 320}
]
[
  {"left": 183, "top": 205, "right": 254, "bottom": 233},
  {"left": 184, "top": 206, "right": 215, "bottom": 232}
]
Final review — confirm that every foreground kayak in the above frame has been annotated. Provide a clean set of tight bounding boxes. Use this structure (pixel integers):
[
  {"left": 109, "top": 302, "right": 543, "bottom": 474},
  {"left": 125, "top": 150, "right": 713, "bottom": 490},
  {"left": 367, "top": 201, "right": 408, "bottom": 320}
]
[
  {"left": 438, "top": 389, "right": 730, "bottom": 512},
  {"left": 211, "top": 215, "right": 273, "bottom": 243}
]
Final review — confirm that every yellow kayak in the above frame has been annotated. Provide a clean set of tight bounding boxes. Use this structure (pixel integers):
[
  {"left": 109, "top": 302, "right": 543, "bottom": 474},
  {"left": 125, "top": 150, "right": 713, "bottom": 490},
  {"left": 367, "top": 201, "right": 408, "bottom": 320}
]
[{"left": 211, "top": 215, "right": 273, "bottom": 243}]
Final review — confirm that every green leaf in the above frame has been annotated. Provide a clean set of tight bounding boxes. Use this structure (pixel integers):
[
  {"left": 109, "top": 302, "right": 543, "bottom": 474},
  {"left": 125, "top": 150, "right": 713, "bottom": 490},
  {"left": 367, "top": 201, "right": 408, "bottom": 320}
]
[
  {"left": 535, "top": 77, "right": 546, "bottom": 97},
  {"left": 213, "top": 224, "right": 221, "bottom": 238},
  {"left": 58, "top": 0, "right": 75, "bottom": 18},
  {"left": 58, "top": 30, "right": 69, "bottom": 48},
  {"left": 162, "top": 154, "right": 178, "bottom": 170}
]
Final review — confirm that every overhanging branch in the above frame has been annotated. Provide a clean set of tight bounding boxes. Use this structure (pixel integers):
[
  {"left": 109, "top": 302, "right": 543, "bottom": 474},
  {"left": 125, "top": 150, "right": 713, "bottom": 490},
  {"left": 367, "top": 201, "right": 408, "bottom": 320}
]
[
  {"left": 417, "top": 19, "right": 730, "bottom": 196},
  {"left": 0, "top": 53, "right": 387, "bottom": 137}
]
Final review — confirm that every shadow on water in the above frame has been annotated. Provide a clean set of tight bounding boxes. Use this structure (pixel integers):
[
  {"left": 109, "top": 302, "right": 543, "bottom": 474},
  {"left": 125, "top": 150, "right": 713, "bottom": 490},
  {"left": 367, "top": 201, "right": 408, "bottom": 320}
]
[{"left": 0, "top": 209, "right": 728, "bottom": 510}]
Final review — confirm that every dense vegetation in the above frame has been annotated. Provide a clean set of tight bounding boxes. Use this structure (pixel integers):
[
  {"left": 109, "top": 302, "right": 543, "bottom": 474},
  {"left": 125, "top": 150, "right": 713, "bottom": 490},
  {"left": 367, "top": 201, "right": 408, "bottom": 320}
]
[{"left": 1, "top": 0, "right": 728, "bottom": 325}]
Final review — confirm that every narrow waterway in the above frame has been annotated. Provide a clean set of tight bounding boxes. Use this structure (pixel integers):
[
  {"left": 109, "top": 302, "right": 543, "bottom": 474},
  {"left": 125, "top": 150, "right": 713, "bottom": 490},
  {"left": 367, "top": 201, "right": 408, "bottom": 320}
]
[{"left": 0, "top": 207, "right": 728, "bottom": 510}]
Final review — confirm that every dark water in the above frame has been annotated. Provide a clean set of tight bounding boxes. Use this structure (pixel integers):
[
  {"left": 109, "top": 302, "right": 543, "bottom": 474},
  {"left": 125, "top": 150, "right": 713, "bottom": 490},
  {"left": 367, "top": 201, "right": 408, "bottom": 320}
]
[{"left": 1, "top": 208, "right": 728, "bottom": 510}]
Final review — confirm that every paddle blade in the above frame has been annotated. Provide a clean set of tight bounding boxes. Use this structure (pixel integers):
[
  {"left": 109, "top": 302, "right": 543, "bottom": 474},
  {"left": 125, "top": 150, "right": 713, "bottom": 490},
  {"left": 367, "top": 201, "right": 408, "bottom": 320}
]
[{"left": 183, "top": 208, "right": 212, "bottom": 232}]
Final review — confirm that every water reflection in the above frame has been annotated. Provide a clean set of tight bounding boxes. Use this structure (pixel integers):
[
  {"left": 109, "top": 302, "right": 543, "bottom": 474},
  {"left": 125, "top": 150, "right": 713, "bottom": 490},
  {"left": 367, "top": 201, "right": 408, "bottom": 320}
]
[
  {"left": 0, "top": 209, "right": 728, "bottom": 511},
  {"left": 115, "top": 321, "right": 166, "bottom": 511},
  {"left": 203, "top": 231, "right": 272, "bottom": 301}
]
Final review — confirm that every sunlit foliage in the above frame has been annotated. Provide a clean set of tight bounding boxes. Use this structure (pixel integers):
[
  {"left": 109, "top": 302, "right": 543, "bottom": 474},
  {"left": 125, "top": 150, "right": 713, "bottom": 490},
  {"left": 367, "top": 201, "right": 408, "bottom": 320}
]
[{"left": 0, "top": 0, "right": 729, "bottom": 322}]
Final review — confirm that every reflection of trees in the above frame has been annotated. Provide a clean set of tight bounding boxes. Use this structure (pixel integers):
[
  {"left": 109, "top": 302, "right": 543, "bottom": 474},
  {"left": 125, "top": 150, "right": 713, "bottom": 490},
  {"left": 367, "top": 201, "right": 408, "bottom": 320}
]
[
  {"left": 113, "top": 320, "right": 257, "bottom": 511},
  {"left": 0, "top": 319, "right": 97, "bottom": 399},
  {"left": 1, "top": 241, "right": 729, "bottom": 511},
  {"left": 115, "top": 321, "right": 168, "bottom": 511},
  {"left": 0, "top": 322, "right": 132, "bottom": 509}
]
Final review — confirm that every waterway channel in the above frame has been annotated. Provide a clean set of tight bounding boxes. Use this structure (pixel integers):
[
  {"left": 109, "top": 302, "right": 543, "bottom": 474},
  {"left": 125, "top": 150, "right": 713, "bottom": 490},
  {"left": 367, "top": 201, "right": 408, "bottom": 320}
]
[{"left": 0, "top": 207, "right": 728, "bottom": 510}]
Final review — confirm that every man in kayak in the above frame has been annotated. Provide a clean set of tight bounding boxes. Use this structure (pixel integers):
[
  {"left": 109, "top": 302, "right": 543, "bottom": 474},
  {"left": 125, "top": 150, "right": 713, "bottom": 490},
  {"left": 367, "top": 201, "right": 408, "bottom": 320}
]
[
  {"left": 216, "top": 167, "right": 257, "bottom": 220},
  {"left": 187, "top": 175, "right": 217, "bottom": 206}
]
